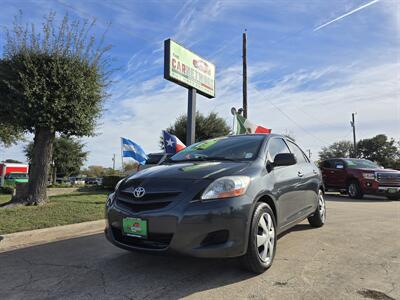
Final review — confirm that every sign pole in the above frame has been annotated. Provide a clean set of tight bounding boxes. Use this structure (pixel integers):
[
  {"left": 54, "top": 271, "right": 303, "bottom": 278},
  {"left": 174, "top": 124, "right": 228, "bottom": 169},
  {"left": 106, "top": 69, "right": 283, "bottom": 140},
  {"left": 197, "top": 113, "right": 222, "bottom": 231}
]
[{"left": 187, "top": 88, "right": 196, "bottom": 146}]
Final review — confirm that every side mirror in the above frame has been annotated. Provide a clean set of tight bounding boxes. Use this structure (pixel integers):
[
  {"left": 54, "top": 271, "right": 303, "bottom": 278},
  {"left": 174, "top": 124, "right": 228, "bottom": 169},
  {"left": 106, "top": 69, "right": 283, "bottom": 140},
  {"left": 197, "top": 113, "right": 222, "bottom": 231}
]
[{"left": 273, "top": 153, "right": 297, "bottom": 167}]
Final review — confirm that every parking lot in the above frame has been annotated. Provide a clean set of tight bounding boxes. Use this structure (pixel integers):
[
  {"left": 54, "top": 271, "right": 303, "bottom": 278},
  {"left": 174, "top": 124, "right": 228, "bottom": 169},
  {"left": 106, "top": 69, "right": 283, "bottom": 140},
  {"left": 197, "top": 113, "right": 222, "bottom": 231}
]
[{"left": 0, "top": 194, "right": 399, "bottom": 300}]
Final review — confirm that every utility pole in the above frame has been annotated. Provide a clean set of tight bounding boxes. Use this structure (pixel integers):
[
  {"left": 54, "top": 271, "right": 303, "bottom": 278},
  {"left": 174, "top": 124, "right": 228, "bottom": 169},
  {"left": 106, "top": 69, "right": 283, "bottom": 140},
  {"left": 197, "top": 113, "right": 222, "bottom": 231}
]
[
  {"left": 112, "top": 154, "right": 116, "bottom": 170},
  {"left": 350, "top": 113, "right": 357, "bottom": 158},
  {"left": 242, "top": 30, "right": 248, "bottom": 119},
  {"left": 307, "top": 149, "right": 312, "bottom": 159}
]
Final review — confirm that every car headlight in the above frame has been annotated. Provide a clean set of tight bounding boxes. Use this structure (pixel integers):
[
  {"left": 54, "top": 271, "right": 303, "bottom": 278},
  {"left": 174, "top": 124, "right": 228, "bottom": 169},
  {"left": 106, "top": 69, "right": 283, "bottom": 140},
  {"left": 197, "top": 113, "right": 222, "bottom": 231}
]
[
  {"left": 115, "top": 179, "right": 124, "bottom": 191},
  {"left": 362, "top": 173, "right": 375, "bottom": 180},
  {"left": 201, "top": 176, "right": 251, "bottom": 200}
]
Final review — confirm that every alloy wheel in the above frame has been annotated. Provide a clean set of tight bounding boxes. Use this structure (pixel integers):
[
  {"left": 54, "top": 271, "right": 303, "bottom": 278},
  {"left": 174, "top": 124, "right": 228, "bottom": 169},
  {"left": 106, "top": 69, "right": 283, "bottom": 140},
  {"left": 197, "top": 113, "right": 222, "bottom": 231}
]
[
  {"left": 257, "top": 212, "right": 275, "bottom": 264},
  {"left": 318, "top": 191, "right": 326, "bottom": 223},
  {"left": 348, "top": 183, "right": 356, "bottom": 197}
]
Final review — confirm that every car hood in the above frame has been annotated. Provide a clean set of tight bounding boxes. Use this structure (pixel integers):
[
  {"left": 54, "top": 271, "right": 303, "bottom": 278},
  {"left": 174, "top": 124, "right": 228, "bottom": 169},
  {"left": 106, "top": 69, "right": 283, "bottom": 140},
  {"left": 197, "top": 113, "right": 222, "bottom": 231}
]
[
  {"left": 125, "top": 161, "right": 250, "bottom": 183},
  {"left": 357, "top": 168, "right": 400, "bottom": 173}
]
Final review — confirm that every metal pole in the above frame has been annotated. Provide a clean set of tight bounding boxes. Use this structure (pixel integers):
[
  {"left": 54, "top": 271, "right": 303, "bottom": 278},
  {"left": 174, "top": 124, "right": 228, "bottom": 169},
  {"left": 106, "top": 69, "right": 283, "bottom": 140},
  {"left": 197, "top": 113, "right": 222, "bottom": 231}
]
[
  {"left": 351, "top": 113, "right": 357, "bottom": 158},
  {"left": 186, "top": 88, "right": 197, "bottom": 145},
  {"left": 242, "top": 31, "right": 248, "bottom": 118},
  {"left": 120, "top": 138, "right": 124, "bottom": 171},
  {"left": 112, "top": 154, "right": 116, "bottom": 170}
]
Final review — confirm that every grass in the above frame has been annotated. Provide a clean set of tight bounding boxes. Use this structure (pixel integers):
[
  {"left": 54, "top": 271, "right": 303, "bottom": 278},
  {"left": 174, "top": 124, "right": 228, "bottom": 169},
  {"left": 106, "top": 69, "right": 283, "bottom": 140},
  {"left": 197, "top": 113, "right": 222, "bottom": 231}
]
[{"left": 0, "top": 191, "right": 109, "bottom": 235}]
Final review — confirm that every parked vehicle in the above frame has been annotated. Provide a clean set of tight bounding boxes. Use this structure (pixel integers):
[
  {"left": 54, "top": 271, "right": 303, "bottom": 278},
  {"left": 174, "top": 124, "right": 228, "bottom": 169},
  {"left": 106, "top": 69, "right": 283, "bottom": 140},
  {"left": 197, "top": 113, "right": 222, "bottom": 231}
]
[
  {"left": 0, "top": 163, "right": 29, "bottom": 187},
  {"left": 85, "top": 177, "right": 102, "bottom": 185},
  {"left": 69, "top": 177, "right": 86, "bottom": 185},
  {"left": 105, "top": 134, "right": 325, "bottom": 273},
  {"left": 319, "top": 158, "right": 400, "bottom": 200}
]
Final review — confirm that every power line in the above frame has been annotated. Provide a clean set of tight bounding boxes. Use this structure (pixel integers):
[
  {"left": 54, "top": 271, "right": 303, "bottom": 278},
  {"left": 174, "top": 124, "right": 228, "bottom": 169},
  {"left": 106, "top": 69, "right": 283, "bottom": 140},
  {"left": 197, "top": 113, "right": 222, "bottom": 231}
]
[{"left": 252, "top": 89, "right": 330, "bottom": 145}]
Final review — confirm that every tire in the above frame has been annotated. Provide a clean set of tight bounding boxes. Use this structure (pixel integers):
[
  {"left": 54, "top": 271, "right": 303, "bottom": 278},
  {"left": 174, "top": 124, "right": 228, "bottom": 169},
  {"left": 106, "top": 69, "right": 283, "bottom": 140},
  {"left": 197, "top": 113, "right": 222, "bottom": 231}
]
[
  {"left": 241, "top": 202, "right": 277, "bottom": 274},
  {"left": 347, "top": 180, "right": 363, "bottom": 199},
  {"left": 308, "top": 189, "right": 326, "bottom": 228},
  {"left": 387, "top": 195, "right": 400, "bottom": 201}
]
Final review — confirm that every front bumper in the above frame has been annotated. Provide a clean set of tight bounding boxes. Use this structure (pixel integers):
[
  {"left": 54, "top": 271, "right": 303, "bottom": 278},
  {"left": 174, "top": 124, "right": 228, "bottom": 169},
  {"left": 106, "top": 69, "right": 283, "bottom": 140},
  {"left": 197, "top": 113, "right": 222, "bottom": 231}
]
[
  {"left": 105, "top": 193, "right": 253, "bottom": 258},
  {"left": 361, "top": 181, "right": 400, "bottom": 197}
]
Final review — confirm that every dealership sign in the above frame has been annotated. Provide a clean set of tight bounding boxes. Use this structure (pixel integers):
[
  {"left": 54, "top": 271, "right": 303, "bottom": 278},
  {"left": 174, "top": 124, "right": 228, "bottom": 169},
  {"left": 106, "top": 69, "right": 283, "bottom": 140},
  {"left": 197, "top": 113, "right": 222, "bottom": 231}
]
[{"left": 164, "top": 39, "right": 215, "bottom": 98}]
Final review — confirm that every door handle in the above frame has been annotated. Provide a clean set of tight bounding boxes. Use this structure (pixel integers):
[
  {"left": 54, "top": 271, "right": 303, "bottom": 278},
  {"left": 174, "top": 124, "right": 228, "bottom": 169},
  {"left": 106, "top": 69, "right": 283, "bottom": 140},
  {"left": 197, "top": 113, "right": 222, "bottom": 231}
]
[{"left": 297, "top": 171, "right": 304, "bottom": 177}]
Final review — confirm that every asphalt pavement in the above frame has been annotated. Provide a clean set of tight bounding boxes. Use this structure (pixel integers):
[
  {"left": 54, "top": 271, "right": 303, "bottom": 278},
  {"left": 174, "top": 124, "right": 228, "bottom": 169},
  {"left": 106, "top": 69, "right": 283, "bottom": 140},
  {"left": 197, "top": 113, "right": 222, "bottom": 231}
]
[{"left": 0, "top": 194, "right": 399, "bottom": 300}]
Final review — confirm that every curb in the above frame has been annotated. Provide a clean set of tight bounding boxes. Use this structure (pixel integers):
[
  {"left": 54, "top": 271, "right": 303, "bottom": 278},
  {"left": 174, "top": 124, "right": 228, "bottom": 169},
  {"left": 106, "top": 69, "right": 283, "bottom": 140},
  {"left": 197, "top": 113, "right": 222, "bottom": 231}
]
[{"left": 0, "top": 219, "right": 105, "bottom": 253}]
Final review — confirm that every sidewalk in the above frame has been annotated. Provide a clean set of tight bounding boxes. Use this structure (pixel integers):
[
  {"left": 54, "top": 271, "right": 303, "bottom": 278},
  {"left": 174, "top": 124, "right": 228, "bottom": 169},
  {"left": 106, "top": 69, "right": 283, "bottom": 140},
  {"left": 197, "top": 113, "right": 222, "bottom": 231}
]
[{"left": 0, "top": 219, "right": 105, "bottom": 253}]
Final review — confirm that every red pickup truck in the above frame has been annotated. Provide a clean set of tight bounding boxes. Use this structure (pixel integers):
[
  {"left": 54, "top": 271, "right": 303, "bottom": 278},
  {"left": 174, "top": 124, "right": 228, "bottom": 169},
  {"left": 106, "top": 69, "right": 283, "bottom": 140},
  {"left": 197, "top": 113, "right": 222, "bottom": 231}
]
[{"left": 319, "top": 158, "right": 400, "bottom": 200}]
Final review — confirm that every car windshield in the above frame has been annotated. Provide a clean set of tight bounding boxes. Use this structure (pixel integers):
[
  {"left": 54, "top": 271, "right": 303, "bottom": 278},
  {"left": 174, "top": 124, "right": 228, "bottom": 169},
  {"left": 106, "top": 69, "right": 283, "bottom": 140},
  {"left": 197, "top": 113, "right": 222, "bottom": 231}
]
[
  {"left": 344, "top": 159, "right": 380, "bottom": 169},
  {"left": 170, "top": 135, "right": 265, "bottom": 162}
]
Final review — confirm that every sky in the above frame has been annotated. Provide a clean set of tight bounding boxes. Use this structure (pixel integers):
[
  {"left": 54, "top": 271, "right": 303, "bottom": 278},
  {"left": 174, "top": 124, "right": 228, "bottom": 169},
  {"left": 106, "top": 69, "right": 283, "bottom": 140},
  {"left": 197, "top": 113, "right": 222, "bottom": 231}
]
[{"left": 0, "top": 0, "right": 399, "bottom": 167}]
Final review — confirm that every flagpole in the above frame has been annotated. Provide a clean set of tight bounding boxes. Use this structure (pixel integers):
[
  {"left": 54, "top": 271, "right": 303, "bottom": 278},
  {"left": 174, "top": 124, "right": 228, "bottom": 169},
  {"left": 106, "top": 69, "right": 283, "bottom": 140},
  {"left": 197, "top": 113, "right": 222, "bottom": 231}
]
[{"left": 120, "top": 137, "right": 124, "bottom": 172}]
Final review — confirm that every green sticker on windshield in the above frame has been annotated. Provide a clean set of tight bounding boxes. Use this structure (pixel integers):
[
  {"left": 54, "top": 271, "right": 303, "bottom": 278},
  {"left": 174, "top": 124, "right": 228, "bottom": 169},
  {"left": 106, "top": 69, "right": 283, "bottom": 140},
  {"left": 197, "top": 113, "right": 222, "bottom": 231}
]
[{"left": 192, "top": 139, "right": 219, "bottom": 150}]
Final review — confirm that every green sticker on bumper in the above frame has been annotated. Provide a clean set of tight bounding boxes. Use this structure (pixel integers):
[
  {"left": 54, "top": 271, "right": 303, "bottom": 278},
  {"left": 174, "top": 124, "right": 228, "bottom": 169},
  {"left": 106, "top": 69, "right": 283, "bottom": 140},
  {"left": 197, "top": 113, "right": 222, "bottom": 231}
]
[{"left": 122, "top": 217, "right": 147, "bottom": 238}]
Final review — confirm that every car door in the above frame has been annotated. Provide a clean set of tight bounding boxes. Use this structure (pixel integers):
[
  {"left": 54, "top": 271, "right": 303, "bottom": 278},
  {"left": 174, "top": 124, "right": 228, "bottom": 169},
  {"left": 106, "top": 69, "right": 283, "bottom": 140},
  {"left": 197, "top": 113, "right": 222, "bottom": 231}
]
[
  {"left": 323, "top": 159, "right": 346, "bottom": 188},
  {"left": 265, "top": 138, "right": 304, "bottom": 228},
  {"left": 287, "top": 141, "right": 319, "bottom": 216},
  {"left": 320, "top": 160, "right": 334, "bottom": 188}
]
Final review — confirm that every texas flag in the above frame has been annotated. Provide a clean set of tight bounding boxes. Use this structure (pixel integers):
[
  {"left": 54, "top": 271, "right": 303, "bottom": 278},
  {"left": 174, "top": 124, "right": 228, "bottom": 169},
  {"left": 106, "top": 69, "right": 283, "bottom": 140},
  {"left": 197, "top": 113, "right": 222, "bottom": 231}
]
[{"left": 163, "top": 131, "right": 186, "bottom": 154}]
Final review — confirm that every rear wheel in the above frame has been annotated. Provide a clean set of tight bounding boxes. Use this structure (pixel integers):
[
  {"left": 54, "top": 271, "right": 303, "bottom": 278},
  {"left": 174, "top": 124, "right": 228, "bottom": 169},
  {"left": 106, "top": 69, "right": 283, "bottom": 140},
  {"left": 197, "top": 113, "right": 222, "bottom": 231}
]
[
  {"left": 347, "top": 180, "right": 363, "bottom": 199},
  {"left": 308, "top": 190, "right": 326, "bottom": 228},
  {"left": 241, "top": 202, "right": 276, "bottom": 274}
]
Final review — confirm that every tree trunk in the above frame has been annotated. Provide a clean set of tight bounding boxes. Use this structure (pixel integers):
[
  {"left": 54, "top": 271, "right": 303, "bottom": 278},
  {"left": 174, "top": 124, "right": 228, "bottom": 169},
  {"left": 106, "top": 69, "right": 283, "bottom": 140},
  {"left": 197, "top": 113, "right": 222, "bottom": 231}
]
[{"left": 27, "top": 128, "right": 55, "bottom": 205}]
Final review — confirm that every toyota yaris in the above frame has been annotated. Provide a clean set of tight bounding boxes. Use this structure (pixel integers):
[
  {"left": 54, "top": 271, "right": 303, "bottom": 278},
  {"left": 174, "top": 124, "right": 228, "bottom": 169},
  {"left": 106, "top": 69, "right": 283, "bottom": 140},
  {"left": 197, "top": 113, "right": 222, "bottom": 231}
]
[{"left": 105, "top": 134, "right": 326, "bottom": 273}]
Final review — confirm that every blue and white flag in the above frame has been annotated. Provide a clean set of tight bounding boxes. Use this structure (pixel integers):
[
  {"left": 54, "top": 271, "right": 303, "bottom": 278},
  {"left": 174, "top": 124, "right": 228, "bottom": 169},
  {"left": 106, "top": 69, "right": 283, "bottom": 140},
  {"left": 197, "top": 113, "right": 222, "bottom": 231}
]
[{"left": 121, "top": 138, "right": 148, "bottom": 165}]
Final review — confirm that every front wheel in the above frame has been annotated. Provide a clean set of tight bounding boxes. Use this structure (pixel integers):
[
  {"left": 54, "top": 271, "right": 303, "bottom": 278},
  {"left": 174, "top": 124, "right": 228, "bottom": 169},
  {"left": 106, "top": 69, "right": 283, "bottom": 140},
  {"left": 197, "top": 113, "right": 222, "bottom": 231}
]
[
  {"left": 241, "top": 202, "right": 277, "bottom": 274},
  {"left": 308, "top": 190, "right": 326, "bottom": 228},
  {"left": 347, "top": 180, "right": 364, "bottom": 199}
]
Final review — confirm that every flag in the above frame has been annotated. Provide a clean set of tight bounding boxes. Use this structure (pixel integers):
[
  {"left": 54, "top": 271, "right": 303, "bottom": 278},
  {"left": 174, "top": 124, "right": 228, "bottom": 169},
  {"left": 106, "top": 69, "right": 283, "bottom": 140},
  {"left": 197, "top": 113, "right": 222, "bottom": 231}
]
[
  {"left": 163, "top": 131, "right": 186, "bottom": 154},
  {"left": 121, "top": 138, "right": 148, "bottom": 165},
  {"left": 235, "top": 114, "right": 271, "bottom": 134}
]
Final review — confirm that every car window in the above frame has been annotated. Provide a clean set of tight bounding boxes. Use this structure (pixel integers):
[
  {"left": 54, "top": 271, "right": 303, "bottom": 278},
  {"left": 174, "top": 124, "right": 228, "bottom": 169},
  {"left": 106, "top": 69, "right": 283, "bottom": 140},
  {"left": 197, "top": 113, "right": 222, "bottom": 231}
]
[
  {"left": 287, "top": 141, "right": 308, "bottom": 163},
  {"left": 171, "top": 135, "right": 265, "bottom": 161},
  {"left": 333, "top": 160, "right": 345, "bottom": 169},
  {"left": 266, "top": 138, "right": 290, "bottom": 162},
  {"left": 322, "top": 160, "right": 332, "bottom": 168}
]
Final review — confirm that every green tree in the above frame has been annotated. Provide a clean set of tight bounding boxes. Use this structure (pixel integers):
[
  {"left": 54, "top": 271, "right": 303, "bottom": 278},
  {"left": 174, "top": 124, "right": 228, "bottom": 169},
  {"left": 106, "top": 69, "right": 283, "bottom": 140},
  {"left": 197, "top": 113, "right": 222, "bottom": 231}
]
[
  {"left": 81, "top": 165, "right": 121, "bottom": 177},
  {"left": 0, "top": 123, "right": 24, "bottom": 148},
  {"left": 25, "top": 135, "right": 88, "bottom": 178},
  {"left": 319, "top": 141, "right": 353, "bottom": 161},
  {"left": 161, "top": 112, "right": 231, "bottom": 148},
  {"left": 357, "top": 134, "right": 400, "bottom": 168},
  {"left": 0, "top": 12, "right": 111, "bottom": 204}
]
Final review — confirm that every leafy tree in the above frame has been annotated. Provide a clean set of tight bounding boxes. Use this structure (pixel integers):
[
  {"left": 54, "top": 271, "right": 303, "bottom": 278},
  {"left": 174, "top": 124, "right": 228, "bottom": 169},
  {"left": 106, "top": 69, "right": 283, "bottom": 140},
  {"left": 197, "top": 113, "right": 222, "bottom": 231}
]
[
  {"left": 319, "top": 141, "right": 353, "bottom": 161},
  {"left": 123, "top": 162, "right": 138, "bottom": 173},
  {"left": 3, "top": 159, "right": 22, "bottom": 163},
  {"left": 0, "top": 12, "right": 111, "bottom": 204},
  {"left": 0, "top": 123, "right": 24, "bottom": 148},
  {"left": 357, "top": 134, "right": 400, "bottom": 168},
  {"left": 161, "top": 112, "right": 231, "bottom": 148},
  {"left": 81, "top": 165, "right": 121, "bottom": 177},
  {"left": 25, "top": 135, "right": 88, "bottom": 178}
]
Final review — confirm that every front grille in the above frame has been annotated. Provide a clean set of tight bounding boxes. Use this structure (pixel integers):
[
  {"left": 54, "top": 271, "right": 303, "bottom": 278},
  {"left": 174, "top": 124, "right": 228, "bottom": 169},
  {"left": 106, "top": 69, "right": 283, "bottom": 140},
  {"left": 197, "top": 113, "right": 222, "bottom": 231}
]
[
  {"left": 377, "top": 173, "right": 400, "bottom": 187},
  {"left": 115, "top": 198, "right": 172, "bottom": 212},
  {"left": 111, "top": 226, "right": 172, "bottom": 249},
  {"left": 118, "top": 190, "right": 180, "bottom": 202}
]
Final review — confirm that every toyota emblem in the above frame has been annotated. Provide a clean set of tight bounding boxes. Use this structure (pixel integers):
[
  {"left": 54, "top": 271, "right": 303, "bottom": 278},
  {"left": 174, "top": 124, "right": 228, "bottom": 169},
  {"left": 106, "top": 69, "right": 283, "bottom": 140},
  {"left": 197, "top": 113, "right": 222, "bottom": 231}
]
[{"left": 133, "top": 187, "right": 146, "bottom": 198}]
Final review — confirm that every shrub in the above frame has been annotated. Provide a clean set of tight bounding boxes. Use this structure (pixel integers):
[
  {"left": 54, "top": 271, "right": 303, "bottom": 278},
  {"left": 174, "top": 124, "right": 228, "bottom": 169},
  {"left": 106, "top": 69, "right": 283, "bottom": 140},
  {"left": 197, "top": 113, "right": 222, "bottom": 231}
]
[
  {"left": 102, "top": 176, "right": 124, "bottom": 190},
  {"left": 0, "top": 186, "right": 15, "bottom": 194}
]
